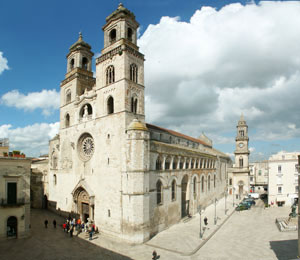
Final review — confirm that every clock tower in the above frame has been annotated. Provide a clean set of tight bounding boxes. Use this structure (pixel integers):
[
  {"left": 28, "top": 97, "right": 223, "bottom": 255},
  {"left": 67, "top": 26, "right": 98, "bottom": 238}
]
[{"left": 233, "top": 114, "right": 250, "bottom": 197}]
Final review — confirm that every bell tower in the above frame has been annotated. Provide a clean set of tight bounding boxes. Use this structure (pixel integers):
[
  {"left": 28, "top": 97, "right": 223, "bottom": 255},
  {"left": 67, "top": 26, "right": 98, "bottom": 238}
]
[
  {"left": 60, "top": 33, "right": 95, "bottom": 129},
  {"left": 95, "top": 3, "right": 145, "bottom": 121},
  {"left": 233, "top": 114, "right": 250, "bottom": 197}
]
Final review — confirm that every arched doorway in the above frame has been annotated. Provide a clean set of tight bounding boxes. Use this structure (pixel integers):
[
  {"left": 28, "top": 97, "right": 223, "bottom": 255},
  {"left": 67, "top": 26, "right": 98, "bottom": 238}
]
[
  {"left": 74, "top": 187, "right": 93, "bottom": 223},
  {"left": 7, "top": 216, "right": 17, "bottom": 238},
  {"left": 181, "top": 175, "right": 189, "bottom": 218},
  {"left": 238, "top": 181, "right": 244, "bottom": 197}
]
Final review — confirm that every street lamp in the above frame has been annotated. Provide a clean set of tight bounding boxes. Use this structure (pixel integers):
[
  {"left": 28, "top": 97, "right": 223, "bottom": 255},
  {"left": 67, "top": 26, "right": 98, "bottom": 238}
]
[{"left": 214, "top": 198, "right": 218, "bottom": 225}]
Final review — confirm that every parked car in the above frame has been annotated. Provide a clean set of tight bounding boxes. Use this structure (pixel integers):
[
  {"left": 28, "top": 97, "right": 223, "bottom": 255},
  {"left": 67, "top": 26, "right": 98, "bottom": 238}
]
[
  {"left": 236, "top": 204, "right": 249, "bottom": 211},
  {"left": 237, "top": 201, "right": 251, "bottom": 209},
  {"left": 243, "top": 198, "right": 256, "bottom": 206}
]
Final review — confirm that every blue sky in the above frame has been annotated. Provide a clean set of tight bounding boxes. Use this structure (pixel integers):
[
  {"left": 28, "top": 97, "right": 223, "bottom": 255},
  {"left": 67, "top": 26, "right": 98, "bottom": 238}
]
[{"left": 0, "top": 0, "right": 300, "bottom": 160}]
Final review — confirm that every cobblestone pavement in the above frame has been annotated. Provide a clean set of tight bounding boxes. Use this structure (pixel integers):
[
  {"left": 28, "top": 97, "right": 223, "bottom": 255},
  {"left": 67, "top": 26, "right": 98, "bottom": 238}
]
[
  {"left": 0, "top": 209, "right": 131, "bottom": 260},
  {"left": 1, "top": 198, "right": 298, "bottom": 260}
]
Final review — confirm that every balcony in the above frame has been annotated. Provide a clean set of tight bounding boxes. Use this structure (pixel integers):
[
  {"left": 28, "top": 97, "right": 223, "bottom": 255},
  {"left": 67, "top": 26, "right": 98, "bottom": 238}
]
[{"left": 0, "top": 198, "right": 26, "bottom": 207}]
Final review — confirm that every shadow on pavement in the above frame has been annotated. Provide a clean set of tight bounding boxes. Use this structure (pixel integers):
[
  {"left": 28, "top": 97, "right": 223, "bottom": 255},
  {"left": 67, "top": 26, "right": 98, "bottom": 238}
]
[
  {"left": 270, "top": 239, "right": 298, "bottom": 260},
  {"left": 0, "top": 209, "right": 132, "bottom": 260}
]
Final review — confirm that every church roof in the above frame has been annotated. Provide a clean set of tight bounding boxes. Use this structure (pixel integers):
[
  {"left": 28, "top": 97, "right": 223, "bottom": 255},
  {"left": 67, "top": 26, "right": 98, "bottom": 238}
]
[
  {"left": 146, "top": 123, "right": 212, "bottom": 148},
  {"left": 106, "top": 3, "right": 136, "bottom": 23},
  {"left": 69, "top": 32, "right": 92, "bottom": 52}
]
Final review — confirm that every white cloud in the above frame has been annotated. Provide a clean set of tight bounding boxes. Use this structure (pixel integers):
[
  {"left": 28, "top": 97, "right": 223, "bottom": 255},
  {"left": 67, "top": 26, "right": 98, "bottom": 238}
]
[
  {"left": 249, "top": 147, "right": 255, "bottom": 153},
  {"left": 138, "top": 1, "right": 300, "bottom": 143},
  {"left": 1, "top": 89, "right": 60, "bottom": 115},
  {"left": 0, "top": 122, "right": 59, "bottom": 157},
  {"left": 0, "top": 52, "right": 9, "bottom": 75}
]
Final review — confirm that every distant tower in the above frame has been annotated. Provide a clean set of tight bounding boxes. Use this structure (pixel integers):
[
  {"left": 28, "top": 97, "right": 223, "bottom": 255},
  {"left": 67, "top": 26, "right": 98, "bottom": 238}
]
[{"left": 233, "top": 114, "right": 250, "bottom": 197}]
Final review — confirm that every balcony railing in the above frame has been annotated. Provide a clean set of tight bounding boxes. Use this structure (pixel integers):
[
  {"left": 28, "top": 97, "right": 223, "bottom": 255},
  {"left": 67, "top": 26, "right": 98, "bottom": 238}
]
[{"left": 0, "top": 198, "right": 26, "bottom": 207}]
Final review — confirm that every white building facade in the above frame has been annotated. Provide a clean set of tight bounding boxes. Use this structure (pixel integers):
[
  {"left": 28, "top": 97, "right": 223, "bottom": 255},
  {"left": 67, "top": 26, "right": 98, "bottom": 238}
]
[
  {"left": 249, "top": 161, "right": 268, "bottom": 193},
  {"left": 47, "top": 4, "right": 232, "bottom": 243},
  {"left": 268, "top": 151, "right": 300, "bottom": 207}
]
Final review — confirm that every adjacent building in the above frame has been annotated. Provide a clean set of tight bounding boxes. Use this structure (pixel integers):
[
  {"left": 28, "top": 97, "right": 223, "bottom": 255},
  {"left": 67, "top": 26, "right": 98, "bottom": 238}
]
[
  {"left": 268, "top": 151, "right": 300, "bottom": 207},
  {"left": 47, "top": 4, "right": 232, "bottom": 243},
  {"left": 249, "top": 161, "right": 268, "bottom": 193},
  {"left": 0, "top": 142, "right": 31, "bottom": 239}
]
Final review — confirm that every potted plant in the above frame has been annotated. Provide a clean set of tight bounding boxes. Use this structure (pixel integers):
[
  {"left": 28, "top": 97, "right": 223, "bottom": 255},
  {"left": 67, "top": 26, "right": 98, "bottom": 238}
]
[
  {"left": 3, "top": 152, "right": 8, "bottom": 157},
  {"left": 12, "top": 150, "right": 21, "bottom": 158}
]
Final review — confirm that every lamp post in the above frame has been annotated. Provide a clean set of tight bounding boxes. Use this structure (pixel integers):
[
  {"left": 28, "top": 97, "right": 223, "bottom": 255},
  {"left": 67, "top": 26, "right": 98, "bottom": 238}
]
[{"left": 214, "top": 198, "right": 218, "bottom": 225}]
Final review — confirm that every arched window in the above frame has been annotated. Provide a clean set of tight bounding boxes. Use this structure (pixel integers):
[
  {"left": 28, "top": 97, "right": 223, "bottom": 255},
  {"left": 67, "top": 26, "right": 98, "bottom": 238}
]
[
  {"left": 130, "top": 63, "right": 138, "bottom": 83},
  {"left": 109, "top": 29, "right": 116, "bottom": 43},
  {"left": 127, "top": 28, "right": 133, "bottom": 42},
  {"left": 193, "top": 177, "right": 197, "bottom": 199},
  {"left": 201, "top": 176, "right": 204, "bottom": 193},
  {"left": 195, "top": 160, "right": 198, "bottom": 169},
  {"left": 80, "top": 104, "right": 93, "bottom": 119},
  {"left": 229, "top": 178, "right": 232, "bottom": 186},
  {"left": 131, "top": 96, "right": 138, "bottom": 113},
  {"left": 70, "top": 58, "right": 75, "bottom": 70},
  {"left": 171, "top": 179, "right": 176, "bottom": 201},
  {"left": 82, "top": 57, "right": 88, "bottom": 70},
  {"left": 185, "top": 159, "right": 189, "bottom": 169},
  {"left": 156, "top": 180, "right": 162, "bottom": 205},
  {"left": 7, "top": 216, "right": 17, "bottom": 238},
  {"left": 53, "top": 174, "right": 57, "bottom": 185},
  {"left": 65, "top": 113, "right": 70, "bottom": 128},
  {"left": 52, "top": 152, "right": 57, "bottom": 169},
  {"left": 214, "top": 175, "right": 216, "bottom": 188},
  {"left": 156, "top": 156, "right": 162, "bottom": 170},
  {"left": 106, "top": 65, "right": 115, "bottom": 85},
  {"left": 66, "top": 89, "right": 71, "bottom": 103},
  {"left": 179, "top": 159, "right": 183, "bottom": 169},
  {"left": 208, "top": 175, "right": 211, "bottom": 191},
  {"left": 239, "top": 157, "right": 243, "bottom": 168},
  {"left": 107, "top": 96, "right": 114, "bottom": 114},
  {"left": 191, "top": 159, "right": 194, "bottom": 169}
]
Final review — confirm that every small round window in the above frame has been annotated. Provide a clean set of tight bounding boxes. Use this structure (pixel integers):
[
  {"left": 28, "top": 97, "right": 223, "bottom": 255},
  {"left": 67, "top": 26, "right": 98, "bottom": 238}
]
[{"left": 78, "top": 133, "right": 95, "bottom": 161}]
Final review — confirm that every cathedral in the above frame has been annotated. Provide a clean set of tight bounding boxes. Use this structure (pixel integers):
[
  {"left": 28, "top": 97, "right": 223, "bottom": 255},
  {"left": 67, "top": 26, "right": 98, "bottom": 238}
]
[{"left": 48, "top": 4, "right": 232, "bottom": 243}]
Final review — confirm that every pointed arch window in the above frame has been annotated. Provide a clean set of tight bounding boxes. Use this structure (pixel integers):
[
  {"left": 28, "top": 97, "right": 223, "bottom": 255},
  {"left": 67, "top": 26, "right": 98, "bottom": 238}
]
[
  {"left": 173, "top": 157, "right": 178, "bottom": 170},
  {"left": 171, "top": 179, "right": 176, "bottom": 201},
  {"left": 107, "top": 96, "right": 114, "bottom": 114},
  {"left": 165, "top": 157, "right": 171, "bottom": 170},
  {"left": 131, "top": 96, "right": 138, "bottom": 114},
  {"left": 66, "top": 89, "right": 71, "bottom": 104},
  {"left": 156, "top": 180, "right": 163, "bottom": 205},
  {"left": 106, "top": 65, "right": 115, "bottom": 85},
  {"left": 53, "top": 174, "right": 57, "bottom": 185},
  {"left": 65, "top": 113, "right": 70, "bottom": 128},
  {"left": 70, "top": 58, "right": 75, "bottom": 71},
  {"left": 130, "top": 63, "right": 138, "bottom": 83},
  {"left": 239, "top": 157, "right": 243, "bottom": 168}
]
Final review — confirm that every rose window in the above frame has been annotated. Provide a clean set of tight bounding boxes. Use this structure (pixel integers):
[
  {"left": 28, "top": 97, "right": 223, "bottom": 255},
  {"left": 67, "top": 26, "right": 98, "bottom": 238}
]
[{"left": 78, "top": 133, "right": 94, "bottom": 161}]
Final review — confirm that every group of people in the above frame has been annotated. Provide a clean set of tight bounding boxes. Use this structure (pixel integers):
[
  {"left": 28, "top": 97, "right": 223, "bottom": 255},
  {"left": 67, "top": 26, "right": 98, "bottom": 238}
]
[{"left": 44, "top": 216, "right": 98, "bottom": 240}]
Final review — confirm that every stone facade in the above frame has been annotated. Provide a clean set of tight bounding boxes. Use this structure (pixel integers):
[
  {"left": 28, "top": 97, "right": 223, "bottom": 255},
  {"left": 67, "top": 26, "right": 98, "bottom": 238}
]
[
  {"left": 47, "top": 4, "right": 232, "bottom": 243},
  {"left": 268, "top": 151, "right": 300, "bottom": 207},
  {"left": 249, "top": 161, "right": 268, "bottom": 193},
  {"left": 0, "top": 157, "right": 31, "bottom": 239}
]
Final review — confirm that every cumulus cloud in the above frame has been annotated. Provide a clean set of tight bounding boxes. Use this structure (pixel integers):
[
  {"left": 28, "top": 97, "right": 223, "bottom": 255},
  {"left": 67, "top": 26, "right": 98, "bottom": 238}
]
[
  {"left": 0, "top": 52, "right": 9, "bottom": 75},
  {"left": 138, "top": 1, "right": 300, "bottom": 143},
  {"left": 0, "top": 122, "right": 59, "bottom": 157},
  {"left": 1, "top": 89, "right": 60, "bottom": 115}
]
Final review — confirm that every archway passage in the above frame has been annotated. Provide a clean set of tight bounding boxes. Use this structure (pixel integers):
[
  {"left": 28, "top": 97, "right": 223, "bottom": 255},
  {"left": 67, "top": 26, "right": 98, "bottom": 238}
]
[
  {"left": 7, "top": 216, "right": 17, "bottom": 238},
  {"left": 181, "top": 175, "right": 189, "bottom": 218},
  {"left": 238, "top": 181, "right": 244, "bottom": 197}
]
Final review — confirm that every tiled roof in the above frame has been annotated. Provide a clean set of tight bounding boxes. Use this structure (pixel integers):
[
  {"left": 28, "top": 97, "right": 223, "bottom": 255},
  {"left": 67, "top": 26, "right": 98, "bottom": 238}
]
[{"left": 146, "top": 123, "right": 211, "bottom": 148}]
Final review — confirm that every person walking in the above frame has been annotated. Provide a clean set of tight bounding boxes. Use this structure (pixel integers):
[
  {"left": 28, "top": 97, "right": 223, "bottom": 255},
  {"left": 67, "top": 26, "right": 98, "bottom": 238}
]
[
  {"left": 70, "top": 226, "right": 73, "bottom": 237},
  {"left": 44, "top": 219, "right": 48, "bottom": 228},
  {"left": 63, "top": 223, "right": 66, "bottom": 232},
  {"left": 53, "top": 219, "right": 56, "bottom": 228},
  {"left": 204, "top": 216, "right": 208, "bottom": 226}
]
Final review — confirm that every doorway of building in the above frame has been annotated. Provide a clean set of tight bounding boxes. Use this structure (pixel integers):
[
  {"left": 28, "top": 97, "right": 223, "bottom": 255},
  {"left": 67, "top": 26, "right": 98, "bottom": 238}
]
[
  {"left": 181, "top": 175, "right": 189, "bottom": 218},
  {"left": 82, "top": 202, "right": 89, "bottom": 222},
  {"left": 75, "top": 188, "right": 90, "bottom": 221},
  {"left": 7, "top": 216, "right": 17, "bottom": 238},
  {"left": 238, "top": 181, "right": 244, "bottom": 198}
]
